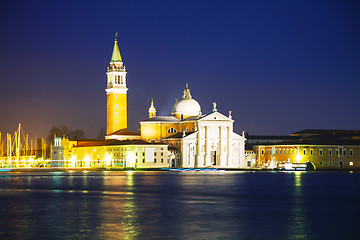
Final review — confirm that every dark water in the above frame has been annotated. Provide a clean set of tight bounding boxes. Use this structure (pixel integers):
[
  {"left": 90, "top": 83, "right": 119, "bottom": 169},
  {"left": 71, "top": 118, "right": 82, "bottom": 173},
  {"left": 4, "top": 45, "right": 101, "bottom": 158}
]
[{"left": 0, "top": 171, "right": 360, "bottom": 240}]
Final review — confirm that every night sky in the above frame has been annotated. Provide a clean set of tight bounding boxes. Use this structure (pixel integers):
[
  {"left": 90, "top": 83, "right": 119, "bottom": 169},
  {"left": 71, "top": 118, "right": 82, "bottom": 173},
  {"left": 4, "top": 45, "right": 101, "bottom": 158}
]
[{"left": 0, "top": 0, "right": 359, "bottom": 140}]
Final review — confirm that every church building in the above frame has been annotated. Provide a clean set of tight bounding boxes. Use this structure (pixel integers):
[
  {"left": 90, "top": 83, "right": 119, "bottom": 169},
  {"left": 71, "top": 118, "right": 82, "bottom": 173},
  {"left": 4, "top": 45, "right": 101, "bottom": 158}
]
[
  {"left": 66, "top": 35, "right": 247, "bottom": 169},
  {"left": 140, "top": 85, "right": 246, "bottom": 168}
]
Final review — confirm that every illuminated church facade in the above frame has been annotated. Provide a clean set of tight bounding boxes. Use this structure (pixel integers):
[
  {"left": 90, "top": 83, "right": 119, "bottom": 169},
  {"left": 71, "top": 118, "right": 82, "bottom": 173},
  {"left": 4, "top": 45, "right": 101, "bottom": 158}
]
[
  {"left": 67, "top": 36, "right": 247, "bottom": 169},
  {"left": 140, "top": 86, "right": 246, "bottom": 168}
]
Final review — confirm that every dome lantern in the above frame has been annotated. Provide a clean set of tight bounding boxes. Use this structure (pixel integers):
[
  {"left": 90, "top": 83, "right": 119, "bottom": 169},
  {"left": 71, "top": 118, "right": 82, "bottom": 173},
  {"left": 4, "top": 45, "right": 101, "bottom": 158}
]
[{"left": 172, "top": 84, "right": 201, "bottom": 120}]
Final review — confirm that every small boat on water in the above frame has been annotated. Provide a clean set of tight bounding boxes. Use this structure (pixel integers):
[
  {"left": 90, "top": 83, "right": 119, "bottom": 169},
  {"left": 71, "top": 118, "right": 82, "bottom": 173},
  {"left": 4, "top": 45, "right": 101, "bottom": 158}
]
[
  {"left": 277, "top": 162, "right": 314, "bottom": 171},
  {"left": 161, "top": 168, "right": 224, "bottom": 172}
]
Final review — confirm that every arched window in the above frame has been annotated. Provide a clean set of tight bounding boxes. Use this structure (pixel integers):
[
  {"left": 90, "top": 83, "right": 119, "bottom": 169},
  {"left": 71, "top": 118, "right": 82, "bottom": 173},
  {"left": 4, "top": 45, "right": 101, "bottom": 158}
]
[{"left": 168, "top": 128, "right": 177, "bottom": 134}]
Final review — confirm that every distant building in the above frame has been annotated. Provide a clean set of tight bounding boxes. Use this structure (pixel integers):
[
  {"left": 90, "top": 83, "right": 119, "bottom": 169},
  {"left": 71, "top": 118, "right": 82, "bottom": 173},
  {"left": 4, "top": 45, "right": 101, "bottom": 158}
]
[
  {"left": 51, "top": 137, "right": 64, "bottom": 165},
  {"left": 251, "top": 129, "right": 360, "bottom": 170},
  {"left": 71, "top": 139, "right": 170, "bottom": 168}
]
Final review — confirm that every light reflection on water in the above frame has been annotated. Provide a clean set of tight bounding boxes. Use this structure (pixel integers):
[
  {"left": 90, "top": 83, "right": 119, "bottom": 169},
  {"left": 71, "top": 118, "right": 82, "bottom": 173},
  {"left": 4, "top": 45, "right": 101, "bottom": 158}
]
[
  {"left": 0, "top": 171, "right": 360, "bottom": 239},
  {"left": 286, "top": 172, "right": 310, "bottom": 240}
]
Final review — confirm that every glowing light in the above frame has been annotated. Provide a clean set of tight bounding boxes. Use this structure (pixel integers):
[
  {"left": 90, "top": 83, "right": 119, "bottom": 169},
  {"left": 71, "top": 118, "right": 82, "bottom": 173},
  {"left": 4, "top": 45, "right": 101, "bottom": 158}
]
[
  {"left": 296, "top": 154, "right": 302, "bottom": 162},
  {"left": 126, "top": 152, "right": 136, "bottom": 168},
  {"left": 84, "top": 155, "right": 91, "bottom": 168},
  {"left": 105, "top": 154, "right": 112, "bottom": 166},
  {"left": 29, "top": 158, "right": 34, "bottom": 166},
  {"left": 70, "top": 156, "right": 77, "bottom": 167},
  {"left": 350, "top": 162, "right": 353, "bottom": 166}
]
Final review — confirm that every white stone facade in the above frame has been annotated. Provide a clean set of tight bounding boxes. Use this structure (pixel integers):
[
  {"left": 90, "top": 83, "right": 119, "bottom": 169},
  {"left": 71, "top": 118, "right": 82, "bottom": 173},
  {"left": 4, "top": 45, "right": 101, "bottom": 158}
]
[{"left": 180, "top": 111, "right": 246, "bottom": 168}]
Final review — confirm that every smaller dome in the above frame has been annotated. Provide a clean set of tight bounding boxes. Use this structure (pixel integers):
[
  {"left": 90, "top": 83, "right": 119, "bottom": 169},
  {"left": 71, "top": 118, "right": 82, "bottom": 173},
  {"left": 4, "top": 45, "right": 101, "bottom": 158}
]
[{"left": 172, "top": 85, "right": 201, "bottom": 119}]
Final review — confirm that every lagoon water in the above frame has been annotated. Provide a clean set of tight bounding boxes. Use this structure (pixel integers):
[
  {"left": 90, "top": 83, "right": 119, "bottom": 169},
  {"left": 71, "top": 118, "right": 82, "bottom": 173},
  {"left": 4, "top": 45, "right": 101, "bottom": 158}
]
[{"left": 0, "top": 171, "right": 360, "bottom": 240}]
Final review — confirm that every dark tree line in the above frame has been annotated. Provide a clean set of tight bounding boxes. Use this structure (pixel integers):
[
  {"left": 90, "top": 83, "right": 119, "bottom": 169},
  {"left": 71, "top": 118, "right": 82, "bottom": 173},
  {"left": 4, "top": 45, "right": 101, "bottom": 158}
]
[{"left": 47, "top": 124, "right": 85, "bottom": 145}]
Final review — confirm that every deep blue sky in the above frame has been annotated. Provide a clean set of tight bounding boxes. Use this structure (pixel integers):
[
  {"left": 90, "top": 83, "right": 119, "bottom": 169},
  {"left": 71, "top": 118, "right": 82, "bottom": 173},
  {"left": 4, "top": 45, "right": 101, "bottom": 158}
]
[{"left": 0, "top": 0, "right": 359, "bottom": 140}]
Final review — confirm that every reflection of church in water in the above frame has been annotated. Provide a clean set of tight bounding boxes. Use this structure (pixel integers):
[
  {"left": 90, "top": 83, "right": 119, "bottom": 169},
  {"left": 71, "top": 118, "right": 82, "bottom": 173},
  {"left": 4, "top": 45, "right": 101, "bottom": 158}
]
[{"left": 69, "top": 35, "right": 247, "bottom": 169}]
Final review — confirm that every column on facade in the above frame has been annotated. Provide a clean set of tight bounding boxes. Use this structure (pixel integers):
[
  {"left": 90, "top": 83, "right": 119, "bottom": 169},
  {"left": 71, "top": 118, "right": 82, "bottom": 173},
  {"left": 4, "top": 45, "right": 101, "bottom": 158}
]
[
  {"left": 227, "top": 127, "right": 231, "bottom": 167},
  {"left": 204, "top": 126, "right": 210, "bottom": 167},
  {"left": 219, "top": 126, "right": 225, "bottom": 167},
  {"left": 181, "top": 139, "right": 186, "bottom": 167},
  {"left": 196, "top": 131, "right": 201, "bottom": 168},
  {"left": 189, "top": 143, "right": 195, "bottom": 167},
  {"left": 239, "top": 142, "right": 245, "bottom": 168}
]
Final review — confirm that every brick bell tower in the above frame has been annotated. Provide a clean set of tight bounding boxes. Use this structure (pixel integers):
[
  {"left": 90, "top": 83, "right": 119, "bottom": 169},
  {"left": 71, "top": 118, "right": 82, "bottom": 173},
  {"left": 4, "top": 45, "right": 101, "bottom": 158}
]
[{"left": 106, "top": 33, "right": 128, "bottom": 135}]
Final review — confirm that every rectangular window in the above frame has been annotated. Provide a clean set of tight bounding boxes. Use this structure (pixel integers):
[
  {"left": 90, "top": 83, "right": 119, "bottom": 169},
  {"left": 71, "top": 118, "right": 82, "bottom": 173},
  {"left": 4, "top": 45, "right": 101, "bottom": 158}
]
[
  {"left": 310, "top": 149, "right": 314, "bottom": 156},
  {"left": 161, "top": 152, "right": 164, "bottom": 156},
  {"left": 161, "top": 159, "right": 163, "bottom": 163},
  {"left": 350, "top": 149, "right": 353, "bottom": 156},
  {"left": 339, "top": 147, "right": 343, "bottom": 156},
  {"left": 276, "top": 149, "right": 278, "bottom": 155},
  {"left": 154, "top": 159, "right": 157, "bottom": 163},
  {"left": 283, "top": 149, "right": 285, "bottom": 155},
  {"left": 319, "top": 149, "right": 323, "bottom": 156},
  {"left": 154, "top": 152, "right": 157, "bottom": 156},
  {"left": 266, "top": 149, "right": 268, "bottom": 154},
  {"left": 261, "top": 149, "right": 264, "bottom": 155},
  {"left": 343, "top": 149, "right": 346, "bottom": 156},
  {"left": 329, "top": 149, "right": 332, "bottom": 156},
  {"left": 287, "top": 149, "right": 289, "bottom": 155},
  {"left": 303, "top": 149, "right": 307, "bottom": 155},
  {"left": 336, "top": 149, "right": 339, "bottom": 156},
  {"left": 291, "top": 149, "right": 293, "bottom": 155}
]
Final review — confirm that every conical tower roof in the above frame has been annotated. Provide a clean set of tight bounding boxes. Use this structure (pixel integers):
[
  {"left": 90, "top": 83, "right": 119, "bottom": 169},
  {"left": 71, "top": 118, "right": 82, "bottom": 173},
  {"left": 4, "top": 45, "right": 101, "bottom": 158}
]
[{"left": 111, "top": 32, "right": 122, "bottom": 62}]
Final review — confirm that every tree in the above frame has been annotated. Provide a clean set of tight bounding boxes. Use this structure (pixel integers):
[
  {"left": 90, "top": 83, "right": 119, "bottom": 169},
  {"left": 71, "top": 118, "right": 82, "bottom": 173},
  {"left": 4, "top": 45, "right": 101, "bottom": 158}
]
[
  {"left": 70, "top": 129, "right": 85, "bottom": 139},
  {"left": 46, "top": 126, "right": 61, "bottom": 145},
  {"left": 47, "top": 124, "right": 85, "bottom": 145}
]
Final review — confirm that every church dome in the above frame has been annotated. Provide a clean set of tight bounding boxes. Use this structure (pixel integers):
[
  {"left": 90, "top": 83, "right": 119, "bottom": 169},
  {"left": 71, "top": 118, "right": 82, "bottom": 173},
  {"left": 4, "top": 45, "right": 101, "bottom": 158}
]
[{"left": 172, "top": 85, "right": 201, "bottom": 119}]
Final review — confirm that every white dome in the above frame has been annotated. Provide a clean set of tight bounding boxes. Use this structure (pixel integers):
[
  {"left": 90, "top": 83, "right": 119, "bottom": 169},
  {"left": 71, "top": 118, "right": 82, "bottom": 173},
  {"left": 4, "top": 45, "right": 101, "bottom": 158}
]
[{"left": 172, "top": 85, "right": 201, "bottom": 119}]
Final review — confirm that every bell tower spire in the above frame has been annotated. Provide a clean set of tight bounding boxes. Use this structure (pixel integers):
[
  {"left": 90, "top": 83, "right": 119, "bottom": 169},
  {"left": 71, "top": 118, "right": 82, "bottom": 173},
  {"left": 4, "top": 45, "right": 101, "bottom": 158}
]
[
  {"left": 111, "top": 32, "right": 122, "bottom": 62},
  {"left": 106, "top": 33, "right": 128, "bottom": 135},
  {"left": 148, "top": 99, "right": 156, "bottom": 118}
]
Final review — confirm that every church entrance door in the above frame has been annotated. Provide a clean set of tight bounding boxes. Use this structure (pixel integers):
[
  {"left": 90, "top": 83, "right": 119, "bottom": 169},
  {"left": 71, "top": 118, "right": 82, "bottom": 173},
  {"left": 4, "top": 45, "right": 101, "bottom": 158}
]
[{"left": 211, "top": 151, "right": 217, "bottom": 165}]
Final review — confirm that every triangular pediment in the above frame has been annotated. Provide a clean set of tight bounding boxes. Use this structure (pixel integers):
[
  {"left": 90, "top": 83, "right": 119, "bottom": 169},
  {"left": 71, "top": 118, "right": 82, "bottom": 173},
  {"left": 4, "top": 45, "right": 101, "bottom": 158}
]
[
  {"left": 199, "top": 111, "right": 233, "bottom": 122},
  {"left": 183, "top": 131, "right": 197, "bottom": 140}
]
